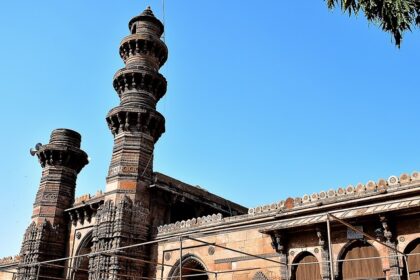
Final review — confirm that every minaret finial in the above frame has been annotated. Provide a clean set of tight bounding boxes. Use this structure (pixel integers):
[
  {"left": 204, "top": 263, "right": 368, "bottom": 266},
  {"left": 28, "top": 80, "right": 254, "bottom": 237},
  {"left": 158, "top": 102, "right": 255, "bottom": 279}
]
[{"left": 129, "top": 6, "right": 164, "bottom": 35}]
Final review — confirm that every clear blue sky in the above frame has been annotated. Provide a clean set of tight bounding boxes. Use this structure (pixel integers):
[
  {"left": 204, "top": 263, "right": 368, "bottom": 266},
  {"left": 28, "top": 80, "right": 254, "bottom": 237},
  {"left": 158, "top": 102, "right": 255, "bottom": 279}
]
[{"left": 0, "top": 0, "right": 419, "bottom": 256}]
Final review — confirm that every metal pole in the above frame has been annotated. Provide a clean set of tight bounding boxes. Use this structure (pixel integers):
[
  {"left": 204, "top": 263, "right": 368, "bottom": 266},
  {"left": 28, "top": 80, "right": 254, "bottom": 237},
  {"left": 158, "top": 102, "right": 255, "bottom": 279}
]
[
  {"left": 186, "top": 237, "right": 285, "bottom": 265},
  {"left": 102, "top": 253, "right": 213, "bottom": 275},
  {"left": 404, "top": 255, "right": 411, "bottom": 280},
  {"left": 160, "top": 248, "right": 165, "bottom": 280},
  {"left": 179, "top": 236, "right": 183, "bottom": 280},
  {"left": 326, "top": 215, "right": 335, "bottom": 280},
  {"left": 36, "top": 264, "right": 40, "bottom": 280},
  {"left": 328, "top": 214, "right": 407, "bottom": 257}
]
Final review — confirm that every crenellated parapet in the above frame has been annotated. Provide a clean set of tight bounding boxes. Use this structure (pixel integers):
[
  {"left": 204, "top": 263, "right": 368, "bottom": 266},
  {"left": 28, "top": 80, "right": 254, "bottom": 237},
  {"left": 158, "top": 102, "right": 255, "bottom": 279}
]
[
  {"left": 157, "top": 170, "right": 420, "bottom": 236},
  {"left": 248, "top": 171, "right": 420, "bottom": 215},
  {"left": 158, "top": 213, "right": 223, "bottom": 234},
  {"left": 0, "top": 256, "right": 20, "bottom": 266}
]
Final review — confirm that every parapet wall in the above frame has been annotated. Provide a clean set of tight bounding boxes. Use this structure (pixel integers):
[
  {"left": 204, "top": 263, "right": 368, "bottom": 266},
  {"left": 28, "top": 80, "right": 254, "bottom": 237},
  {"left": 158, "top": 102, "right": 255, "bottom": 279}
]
[
  {"left": 158, "top": 171, "right": 420, "bottom": 236},
  {"left": 0, "top": 255, "right": 20, "bottom": 266}
]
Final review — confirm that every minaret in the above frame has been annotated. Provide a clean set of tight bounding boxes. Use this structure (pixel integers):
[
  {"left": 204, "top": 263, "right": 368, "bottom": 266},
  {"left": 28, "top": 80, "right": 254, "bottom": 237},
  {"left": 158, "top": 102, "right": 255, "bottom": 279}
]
[
  {"left": 88, "top": 8, "right": 167, "bottom": 280},
  {"left": 18, "top": 129, "right": 88, "bottom": 280},
  {"left": 105, "top": 6, "right": 167, "bottom": 202}
]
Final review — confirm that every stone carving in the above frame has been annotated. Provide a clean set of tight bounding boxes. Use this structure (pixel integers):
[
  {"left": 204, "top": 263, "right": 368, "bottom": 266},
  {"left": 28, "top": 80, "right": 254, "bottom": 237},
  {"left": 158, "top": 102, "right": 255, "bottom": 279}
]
[
  {"left": 164, "top": 252, "right": 171, "bottom": 261},
  {"left": 252, "top": 271, "right": 269, "bottom": 280},
  {"left": 88, "top": 196, "right": 150, "bottom": 280},
  {"left": 106, "top": 6, "right": 167, "bottom": 185},
  {"left": 18, "top": 220, "right": 66, "bottom": 280},
  {"left": 158, "top": 213, "right": 222, "bottom": 234},
  {"left": 17, "top": 129, "right": 88, "bottom": 280},
  {"left": 0, "top": 255, "right": 20, "bottom": 265},
  {"left": 208, "top": 246, "right": 215, "bottom": 256}
]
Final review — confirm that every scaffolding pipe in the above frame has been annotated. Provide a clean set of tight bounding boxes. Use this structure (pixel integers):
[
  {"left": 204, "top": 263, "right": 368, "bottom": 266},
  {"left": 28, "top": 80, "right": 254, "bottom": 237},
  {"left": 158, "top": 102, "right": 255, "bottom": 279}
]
[
  {"left": 328, "top": 213, "right": 406, "bottom": 257},
  {"left": 326, "top": 215, "right": 335, "bottom": 280},
  {"left": 179, "top": 236, "right": 183, "bottom": 280},
  {"left": 403, "top": 255, "right": 411, "bottom": 280},
  {"left": 3, "top": 236, "right": 178, "bottom": 271},
  {"left": 186, "top": 237, "right": 286, "bottom": 266},
  {"left": 163, "top": 244, "right": 213, "bottom": 253},
  {"left": 103, "top": 253, "right": 213, "bottom": 275},
  {"left": 160, "top": 247, "right": 165, "bottom": 280},
  {"left": 36, "top": 264, "right": 40, "bottom": 280}
]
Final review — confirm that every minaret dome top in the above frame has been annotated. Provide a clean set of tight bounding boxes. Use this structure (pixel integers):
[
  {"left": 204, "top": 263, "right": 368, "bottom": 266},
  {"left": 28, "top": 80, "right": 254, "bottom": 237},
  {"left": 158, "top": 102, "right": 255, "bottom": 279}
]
[{"left": 128, "top": 6, "right": 164, "bottom": 36}]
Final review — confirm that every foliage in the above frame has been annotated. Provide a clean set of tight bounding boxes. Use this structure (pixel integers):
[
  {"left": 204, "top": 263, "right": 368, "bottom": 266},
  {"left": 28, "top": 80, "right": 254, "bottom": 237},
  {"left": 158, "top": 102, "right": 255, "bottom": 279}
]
[{"left": 327, "top": 0, "right": 420, "bottom": 47}]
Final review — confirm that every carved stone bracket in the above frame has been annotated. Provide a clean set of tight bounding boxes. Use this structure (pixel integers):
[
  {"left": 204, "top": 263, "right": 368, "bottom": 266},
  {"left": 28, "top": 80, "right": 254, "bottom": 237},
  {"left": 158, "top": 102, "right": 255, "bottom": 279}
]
[
  {"left": 67, "top": 200, "right": 103, "bottom": 227},
  {"left": 316, "top": 227, "right": 331, "bottom": 280},
  {"left": 106, "top": 108, "right": 165, "bottom": 141}
]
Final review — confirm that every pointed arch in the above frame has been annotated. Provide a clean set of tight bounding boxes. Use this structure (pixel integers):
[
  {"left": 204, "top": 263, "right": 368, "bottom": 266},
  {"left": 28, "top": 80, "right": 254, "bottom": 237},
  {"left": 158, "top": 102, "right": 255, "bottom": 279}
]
[
  {"left": 337, "top": 239, "right": 385, "bottom": 280},
  {"left": 402, "top": 238, "right": 420, "bottom": 280},
  {"left": 291, "top": 251, "right": 321, "bottom": 280},
  {"left": 168, "top": 254, "right": 209, "bottom": 280},
  {"left": 72, "top": 230, "right": 93, "bottom": 280}
]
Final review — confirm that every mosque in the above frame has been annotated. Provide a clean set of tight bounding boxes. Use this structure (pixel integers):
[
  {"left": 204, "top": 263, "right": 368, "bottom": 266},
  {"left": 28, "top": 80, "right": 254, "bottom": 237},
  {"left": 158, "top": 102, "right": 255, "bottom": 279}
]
[{"left": 0, "top": 7, "right": 419, "bottom": 280}]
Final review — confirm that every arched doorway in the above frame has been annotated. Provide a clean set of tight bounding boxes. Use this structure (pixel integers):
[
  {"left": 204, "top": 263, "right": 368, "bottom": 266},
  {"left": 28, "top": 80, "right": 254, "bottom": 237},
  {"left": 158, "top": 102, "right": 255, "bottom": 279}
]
[
  {"left": 291, "top": 252, "right": 321, "bottom": 280},
  {"left": 169, "top": 254, "right": 209, "bottom": 280},
  {"left": 338, "top": 240, "right": 385, "bottom": 280},
  {"left": 72, "top": 232, "right": 93, "bottom": 280},
  {"left": 403, "top": 238, "right": 420, "bottom": 280}
]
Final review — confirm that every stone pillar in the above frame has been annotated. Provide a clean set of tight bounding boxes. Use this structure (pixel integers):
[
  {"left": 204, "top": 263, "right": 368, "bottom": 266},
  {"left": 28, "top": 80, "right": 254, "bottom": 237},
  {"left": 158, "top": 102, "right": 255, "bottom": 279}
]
[
  {"left": 270, "top": 232, "right": 288, "bottom": 280},
  {"left": 380, "top": 216, "right": 401, "bottom": 280},
  {"left": 316, "top": 227, "right": 331, "bottom": 280},
  {"left": 17, "top": 129, "right": 88, "bottom": 280}
]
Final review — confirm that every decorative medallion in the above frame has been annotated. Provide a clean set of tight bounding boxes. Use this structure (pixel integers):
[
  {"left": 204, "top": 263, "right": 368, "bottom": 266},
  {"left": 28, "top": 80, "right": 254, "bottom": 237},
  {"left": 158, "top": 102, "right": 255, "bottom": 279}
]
[
  {"left": 208, "top": 245, "right": 215, "bottom": 255},
  {"left": 290, "top": 250, "right": 295, "bottom": 256},
  {"left": 388, "top": 176, "right": 399, "bottom": 185},
  {"left": 164, "top": 252, "right": 171, "bottom": 261},
  {"left": 399, "top": 236, "right": 405, "bottom": 242},
  {"left": 76, "top": 232, "right": 82, "bottom": 240},
  {"left": 314, "top": 248, "right": 319, "bottom": 253}
]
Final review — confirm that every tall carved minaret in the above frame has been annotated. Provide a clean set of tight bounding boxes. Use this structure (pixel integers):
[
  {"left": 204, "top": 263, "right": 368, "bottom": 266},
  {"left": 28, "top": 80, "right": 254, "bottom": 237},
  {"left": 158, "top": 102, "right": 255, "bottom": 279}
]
[
  {"left": 105, "top": 6, "right": 167, "bottom": 202},
  {"left": 18, "top": 129, "right": 88, "bottom": 280},
  {"left": 88, "top": 7, "right": 168, "bottom": 280}
]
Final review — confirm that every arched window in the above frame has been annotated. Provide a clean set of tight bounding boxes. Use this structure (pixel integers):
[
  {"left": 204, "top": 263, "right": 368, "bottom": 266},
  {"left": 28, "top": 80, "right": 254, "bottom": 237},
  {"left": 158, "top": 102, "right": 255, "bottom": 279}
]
[
  {"left": 72, "top": 232, "right": 93, "bottom": 280},
  {"left": 131, "top": 23, "right": 137, "bottom": 34},
  {"left": 291, "top": 252, "right": 321, "bottom": 280},
  {"left": 403, "top": 238, "right": 420, "bottom": 280},
  {"left": 169, "top": 254, "right": 209, "bottom": 280},
  {"left": 338, "top": 240, "right": 385, "bottom": 280}
]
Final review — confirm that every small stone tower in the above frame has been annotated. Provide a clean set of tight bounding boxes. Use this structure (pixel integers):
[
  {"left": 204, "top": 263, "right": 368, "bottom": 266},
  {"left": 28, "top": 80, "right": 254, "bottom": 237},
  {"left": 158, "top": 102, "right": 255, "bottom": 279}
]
[{"left": 18, "top": 129, "right": 88, "bottom": 280}]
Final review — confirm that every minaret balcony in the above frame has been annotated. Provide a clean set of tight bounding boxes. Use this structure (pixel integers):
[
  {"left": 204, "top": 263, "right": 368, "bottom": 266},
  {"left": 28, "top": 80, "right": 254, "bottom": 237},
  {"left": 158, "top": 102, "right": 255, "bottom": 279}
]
[
  {"left": 36, "top": 144, "right": 88, "bottom": 173},
  {"left": 106, "top": 106, "right": 165, "bottom": 141},
  {"left": 113, "top": 67, "right": 167, "bottom": 101},
  {"left": 119, "top": 34, "right": 168, "bottom": 67}
]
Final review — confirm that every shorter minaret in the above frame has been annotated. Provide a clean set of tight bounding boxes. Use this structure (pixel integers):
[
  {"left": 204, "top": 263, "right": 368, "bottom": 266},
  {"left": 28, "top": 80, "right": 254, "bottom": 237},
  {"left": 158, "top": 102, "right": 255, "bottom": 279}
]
[{"left": 18, "top": 129, "right": 88, "bottom": 280}]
